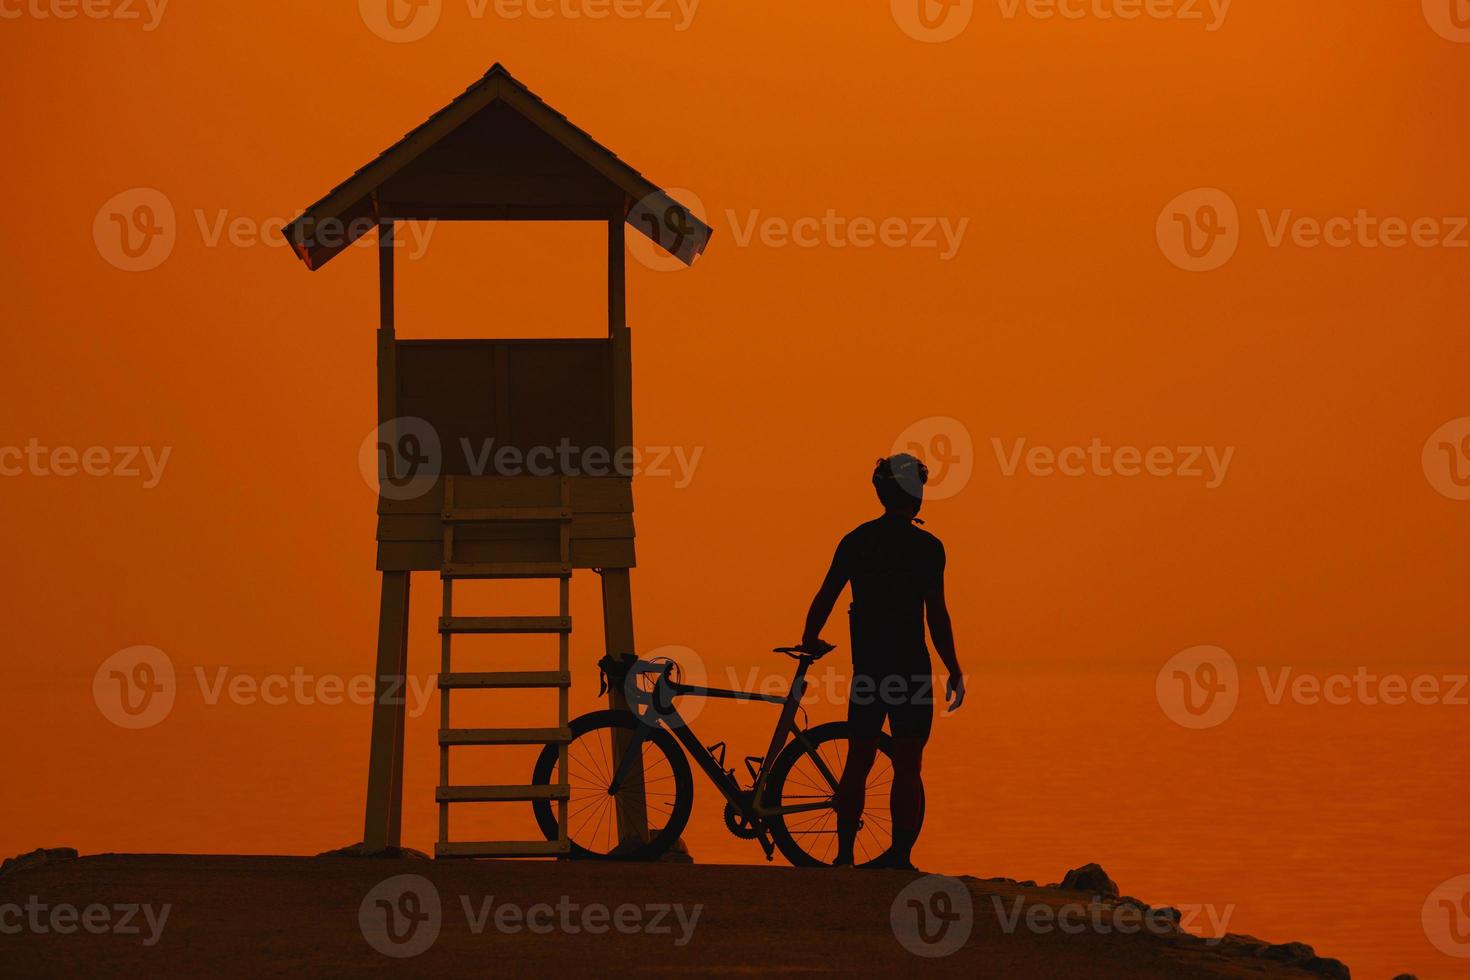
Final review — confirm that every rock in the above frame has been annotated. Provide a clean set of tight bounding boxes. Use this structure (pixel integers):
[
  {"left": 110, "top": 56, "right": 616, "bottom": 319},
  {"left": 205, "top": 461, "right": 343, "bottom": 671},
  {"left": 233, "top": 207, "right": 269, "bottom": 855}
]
[
  {"left": 1218, "top": 933, "right": 1271, "bottom": 955},
  {"left": 1200, "top": 934, "right": 1346, "bottom": 977},
  {"left": 1302, "top": 957, "right": 1350, "bottom": 979},
  {"left": 1260, "top": 941, "right": 1317, "bottom": 962},
  {"left": 0, "top": 847, "right": 79, "bottom": 877},
  {"left": 659, "top": 837, "right": 693, "bottom": 864},
  {"left": 1252, "top": 942, "right": 1348, "bottom": 977},
  {"left": 609, "top": 831, "right": 694, "bottom": 863},
  {"left": 1058, "top": 863, "right": 1120, "bottom": 900},
  {"left": 1152, "top": 906, "right": 1183, "bottom": 927},
  {"left": 317, "top": 842, "right": 430, "bottom": 860}
]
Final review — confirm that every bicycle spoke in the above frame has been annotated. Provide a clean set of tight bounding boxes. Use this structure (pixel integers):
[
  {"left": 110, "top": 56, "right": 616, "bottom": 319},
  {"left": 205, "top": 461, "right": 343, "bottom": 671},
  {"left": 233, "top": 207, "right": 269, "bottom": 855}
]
[
  {"left": 571, "top": 800, "right": 612, "bottom": 840},
  {"left": 816, "top": 811, "right": 836, "bottom": 863},
  {"left": 580, "top": 730, "right": 608, "bottom": 785},
  {"left": 815, "top": 742, "right": 840, "bottom": 787},
  {"left": 788, "top": 809, "right": 837, "bottom": 834},
  {"left": 867, "top": 771, "right": 895, "bottom": 792},
  {"left": 568, "top": 753, "right": 606, "bottom": 787},
  {"left": 599, "top": 729, "right": 613, "bottom": 787},
  {"left": 785, "top": 772, "right": 825, "bottom": 796},
  {"left": 573, "top": 795, "right": 613, "bottom": 842},
  {"left": 787, "top": 753, "right": 841, "bottom": 796},
  {"left": 792, "top": 757, "right": 836, "bottom": 790},
  {"left": 786, "top": 773, "right": 832, "bottom": 797},
  {"left": 858, "top": 815, "right": 888, "bottom": 862},
  {"left": 568, "top": 792, "right": 611, "bottom": 820}
]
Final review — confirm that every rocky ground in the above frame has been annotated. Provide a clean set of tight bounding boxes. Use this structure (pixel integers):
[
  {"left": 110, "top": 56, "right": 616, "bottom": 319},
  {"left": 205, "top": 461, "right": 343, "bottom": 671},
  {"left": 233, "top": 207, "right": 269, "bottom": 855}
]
[{"left": 0, "top": 848, "right": 1363, "bottom": 978}]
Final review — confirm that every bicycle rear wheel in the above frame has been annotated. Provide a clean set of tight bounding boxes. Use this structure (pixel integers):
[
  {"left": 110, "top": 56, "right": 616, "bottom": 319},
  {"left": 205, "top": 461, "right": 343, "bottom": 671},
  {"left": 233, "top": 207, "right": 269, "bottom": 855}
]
[
  {"left": 764, "top": 722, "right": 896, "bottom": 867},
  {"left": 531, "top": 710, "right": 693, "bottom": 860}
]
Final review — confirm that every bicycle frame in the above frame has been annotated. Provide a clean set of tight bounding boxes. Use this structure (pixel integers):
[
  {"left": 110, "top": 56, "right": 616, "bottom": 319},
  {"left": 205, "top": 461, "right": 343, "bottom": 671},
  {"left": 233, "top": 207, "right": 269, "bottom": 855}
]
[{"left": 607, "top": 656, "right": 843, "bottom": 848}]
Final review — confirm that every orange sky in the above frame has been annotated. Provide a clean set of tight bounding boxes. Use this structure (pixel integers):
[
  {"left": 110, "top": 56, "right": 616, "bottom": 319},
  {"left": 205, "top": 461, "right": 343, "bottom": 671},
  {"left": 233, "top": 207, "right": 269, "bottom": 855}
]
[
  {"left": 6, "top": 1, "right": 1465, "bottom": 675},
  {"left": 3, "top": 2, "right": 1469, "bottom": 976}
]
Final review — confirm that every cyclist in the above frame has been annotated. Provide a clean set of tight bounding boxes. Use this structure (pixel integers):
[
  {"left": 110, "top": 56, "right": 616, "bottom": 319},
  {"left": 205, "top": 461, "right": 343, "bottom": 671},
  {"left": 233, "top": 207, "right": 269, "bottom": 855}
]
[{"left": 799, "top": 453, "right": 965, "bottom": 869}]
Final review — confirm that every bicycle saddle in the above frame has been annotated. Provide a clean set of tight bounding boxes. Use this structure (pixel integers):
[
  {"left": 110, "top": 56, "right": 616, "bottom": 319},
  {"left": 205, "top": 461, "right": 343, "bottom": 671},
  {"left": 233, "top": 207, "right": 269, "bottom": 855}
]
[{"left": 773, "top": 642, "right": 836, "bottom": 660}]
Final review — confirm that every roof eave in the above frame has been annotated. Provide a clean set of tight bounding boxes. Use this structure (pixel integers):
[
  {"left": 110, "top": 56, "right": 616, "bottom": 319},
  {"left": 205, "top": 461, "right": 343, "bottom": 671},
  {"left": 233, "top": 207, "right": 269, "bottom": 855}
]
[{"left": 281, "top": 66, "right": 710, "bottom": 271}]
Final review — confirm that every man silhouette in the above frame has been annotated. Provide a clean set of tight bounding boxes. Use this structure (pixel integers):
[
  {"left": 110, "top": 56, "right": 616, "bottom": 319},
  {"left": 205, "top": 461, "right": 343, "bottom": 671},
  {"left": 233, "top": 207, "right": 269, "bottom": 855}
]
[{"left": 800, "top": 454, "right": 964, "bottom": 869}]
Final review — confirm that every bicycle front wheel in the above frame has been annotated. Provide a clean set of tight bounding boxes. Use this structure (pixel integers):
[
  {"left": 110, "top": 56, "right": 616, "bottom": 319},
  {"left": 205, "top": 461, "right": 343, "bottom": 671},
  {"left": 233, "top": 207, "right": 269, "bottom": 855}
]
[
  {"left": 530, "top": 710, "right": 693, "bottom": 860},
  {"left": 764, "top": 722, "right": 896, "bottom": 867}
]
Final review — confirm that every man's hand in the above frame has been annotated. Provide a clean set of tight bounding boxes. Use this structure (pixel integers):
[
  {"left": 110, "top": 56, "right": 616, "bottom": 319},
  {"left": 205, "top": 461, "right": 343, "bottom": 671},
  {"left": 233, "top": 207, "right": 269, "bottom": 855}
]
[{"left": 945, "top": 672, "right": 966, "bottom": 713}]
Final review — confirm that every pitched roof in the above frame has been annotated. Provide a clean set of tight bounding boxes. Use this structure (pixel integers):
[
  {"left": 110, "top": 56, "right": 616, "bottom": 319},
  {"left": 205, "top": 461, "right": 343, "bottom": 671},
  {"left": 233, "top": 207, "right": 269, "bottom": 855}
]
[{"left": 283, "top": 63, "right": 711, "bottom": 270}]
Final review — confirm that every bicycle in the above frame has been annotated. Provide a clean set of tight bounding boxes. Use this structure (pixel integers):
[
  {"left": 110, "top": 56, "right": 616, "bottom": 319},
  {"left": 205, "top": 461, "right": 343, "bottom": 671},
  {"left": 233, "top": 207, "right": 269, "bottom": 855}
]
[{"left": 528, "top": 644, "right": 899, "bottom": 867}]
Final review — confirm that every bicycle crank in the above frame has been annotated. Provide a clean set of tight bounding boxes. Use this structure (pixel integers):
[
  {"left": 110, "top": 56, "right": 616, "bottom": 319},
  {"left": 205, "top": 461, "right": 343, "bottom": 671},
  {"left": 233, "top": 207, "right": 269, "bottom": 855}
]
[{"left": 722, "top": 797, "right": 763, "bottom": 840}]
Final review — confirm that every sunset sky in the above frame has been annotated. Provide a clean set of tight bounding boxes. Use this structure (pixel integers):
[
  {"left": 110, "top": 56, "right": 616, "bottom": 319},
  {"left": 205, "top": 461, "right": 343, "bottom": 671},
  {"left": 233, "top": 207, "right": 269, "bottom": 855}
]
[{"left": 3, "top": 2, "right": 1469, "bottom": 976}]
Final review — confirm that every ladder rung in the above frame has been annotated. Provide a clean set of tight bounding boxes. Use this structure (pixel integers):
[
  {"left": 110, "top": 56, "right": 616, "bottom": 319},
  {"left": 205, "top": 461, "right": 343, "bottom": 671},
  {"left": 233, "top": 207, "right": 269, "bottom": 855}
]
[
  {"left": 439, "top": 616, "right": 571, "bottom": 634},
  {"left": 439, "top": 727, "right": 573, "bottom": 746},
  {"left": 437, "top": 784, "right": 570, "bottom": 803},
  {"left": 442, "top": 563, "right": 572, "bottom": 580},
  {"left": 435, "top": 840, "right": 569, "bottom": 858},
  {"left": 443, "top": 507, "right": 571, "bottom": 523},
  {"left": 439, "top": 671, "right": 570, "bottom": 690}
]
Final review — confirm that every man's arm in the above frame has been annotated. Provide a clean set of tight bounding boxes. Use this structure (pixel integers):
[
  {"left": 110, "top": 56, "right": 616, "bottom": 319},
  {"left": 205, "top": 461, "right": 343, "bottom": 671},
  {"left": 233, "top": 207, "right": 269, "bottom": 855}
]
[
  {"left": 800, "top": 545, "right": 849, "bottom": 650},
  {"left": 926, "top": 575, "right": 965, "bottom": 711}
]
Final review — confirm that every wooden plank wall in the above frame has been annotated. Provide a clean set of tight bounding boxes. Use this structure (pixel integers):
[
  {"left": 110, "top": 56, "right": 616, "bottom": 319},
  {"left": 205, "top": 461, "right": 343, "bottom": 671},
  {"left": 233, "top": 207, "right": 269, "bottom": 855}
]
[{"left": 377, "top": 476, "right": 635, "bottom": 571}]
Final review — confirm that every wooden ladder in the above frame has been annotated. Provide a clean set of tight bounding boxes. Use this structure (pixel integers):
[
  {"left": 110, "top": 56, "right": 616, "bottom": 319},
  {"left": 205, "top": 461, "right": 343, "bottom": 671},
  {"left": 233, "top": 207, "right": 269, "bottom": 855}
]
[{"left": 434, "top": 475, "right": 572, "bottom": 859}]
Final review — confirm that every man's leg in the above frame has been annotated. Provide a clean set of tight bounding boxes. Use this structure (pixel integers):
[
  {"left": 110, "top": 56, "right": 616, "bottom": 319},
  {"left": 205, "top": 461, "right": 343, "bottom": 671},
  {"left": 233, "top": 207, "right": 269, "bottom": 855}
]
[
  {"left": 835, "top": 674, "right": 883, "bottom": 866},
  {"left": 884, "top": 673, "right": 935, "bottom": 869},
  {"left": 834, "top": 736, "right": 879, "bottom": 865},
  {"left": 887, "top": 736, "right": 926, "bottom": 868}
]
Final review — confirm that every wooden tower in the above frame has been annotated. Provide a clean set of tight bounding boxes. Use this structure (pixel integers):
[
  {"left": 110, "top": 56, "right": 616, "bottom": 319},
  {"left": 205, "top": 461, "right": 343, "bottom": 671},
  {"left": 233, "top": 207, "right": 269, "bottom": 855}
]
[{"left": 283, "top": 64, "right": 711, "bottom": 858}]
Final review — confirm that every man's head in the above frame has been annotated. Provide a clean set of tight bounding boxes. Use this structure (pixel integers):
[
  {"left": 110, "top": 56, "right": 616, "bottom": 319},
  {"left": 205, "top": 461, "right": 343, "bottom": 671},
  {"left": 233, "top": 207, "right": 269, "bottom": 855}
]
[{"left": 873, "top": 454, "right": 929, "bottom": 517}]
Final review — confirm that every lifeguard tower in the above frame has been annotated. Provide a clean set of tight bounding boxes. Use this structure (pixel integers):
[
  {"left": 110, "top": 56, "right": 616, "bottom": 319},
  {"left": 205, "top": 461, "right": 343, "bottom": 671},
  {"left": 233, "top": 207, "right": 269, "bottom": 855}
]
[{"left": 283, "top": 64, "right": 711, "bottom": 858}]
